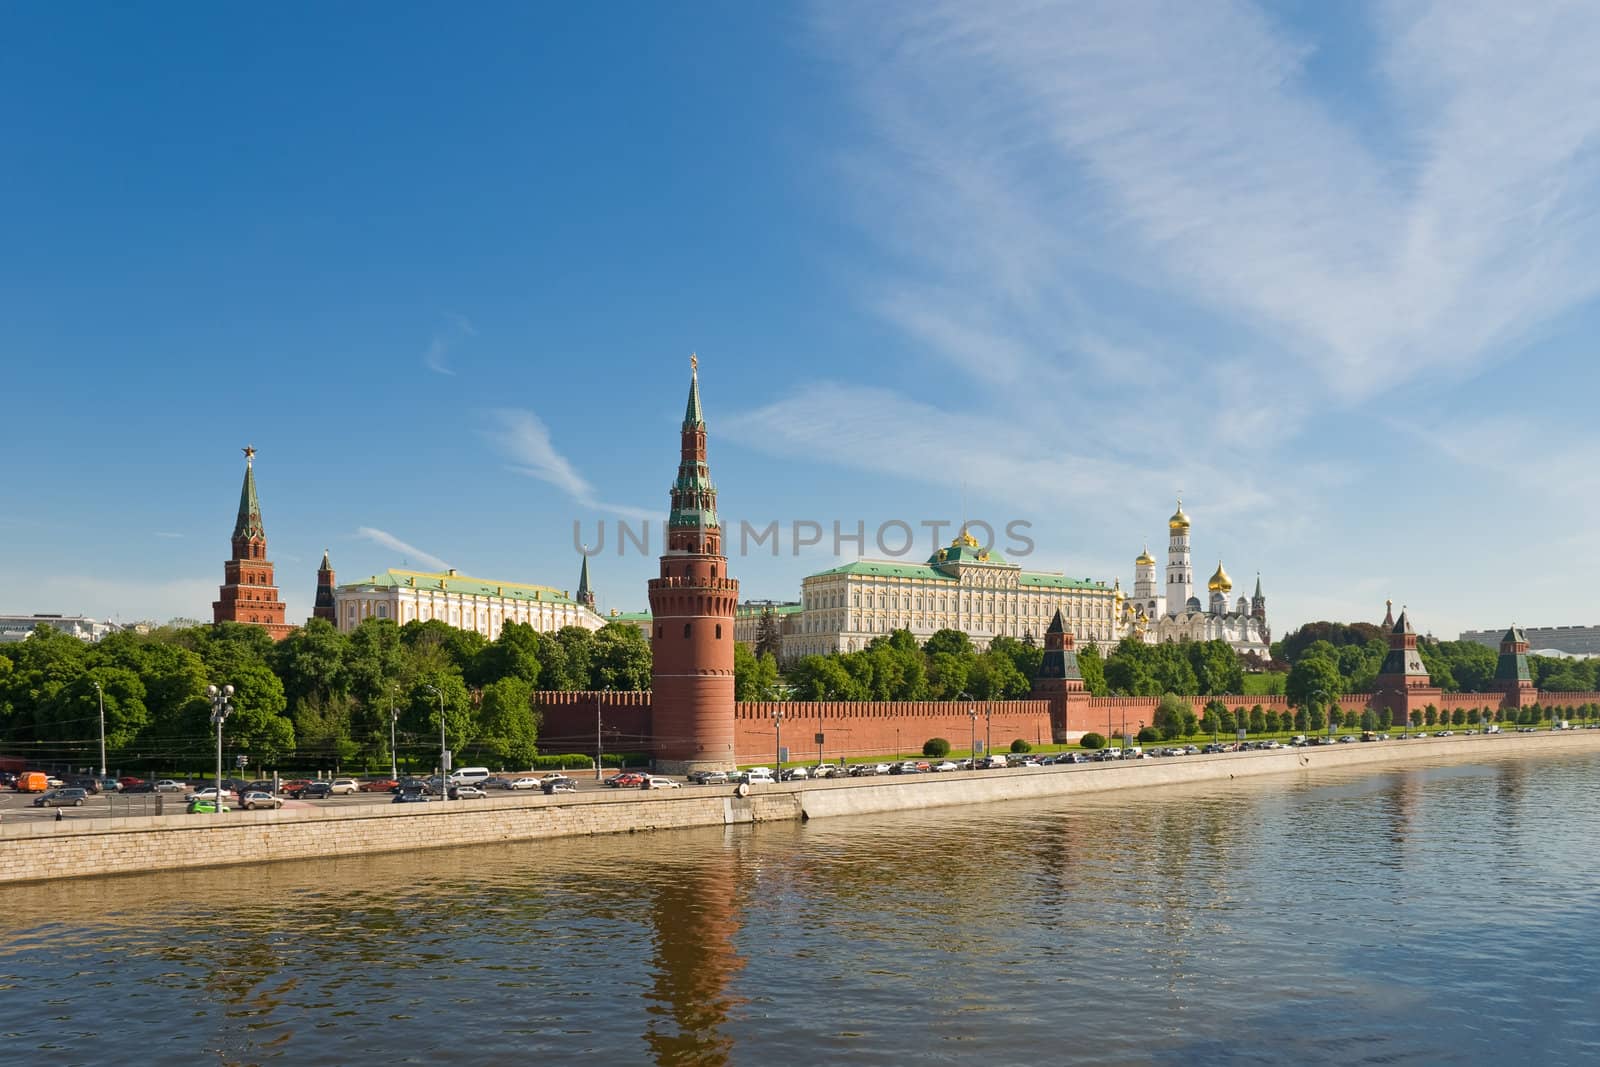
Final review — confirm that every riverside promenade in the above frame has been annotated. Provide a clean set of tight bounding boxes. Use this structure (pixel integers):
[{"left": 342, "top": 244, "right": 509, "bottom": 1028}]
[{"left": 5, "top": 731, "right": 1599, "bottom": 886}]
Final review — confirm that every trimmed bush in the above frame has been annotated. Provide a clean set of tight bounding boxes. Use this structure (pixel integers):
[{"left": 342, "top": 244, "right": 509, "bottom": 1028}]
[
  {"left": 1136, "top": 726, "right": 1160, "bottom": 743},
  {"left": 923, "top": 737, "right": 951, "bottom": 757},
  {"left": 1009, "top": 738, "right": 1032, "bottom": 753},
  {"left": 1079, "top": 732, "right": 1107, "bottom": 750},
  {"left": 530, "top": 754, "right": 594, "bottom": 771}
]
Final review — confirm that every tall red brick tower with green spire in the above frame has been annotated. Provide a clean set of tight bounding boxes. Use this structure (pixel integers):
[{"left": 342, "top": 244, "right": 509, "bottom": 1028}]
[
  {"left": 648, "top": 356, "right": 739, "bottom": 773},
  {"left": 213, "top": 446, "right": 294, "bottom": 640}
]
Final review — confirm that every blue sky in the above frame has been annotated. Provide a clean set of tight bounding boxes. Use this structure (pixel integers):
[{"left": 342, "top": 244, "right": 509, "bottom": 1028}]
[{"left": 4, "top": 1, "right": 1597, "bottom": 640}]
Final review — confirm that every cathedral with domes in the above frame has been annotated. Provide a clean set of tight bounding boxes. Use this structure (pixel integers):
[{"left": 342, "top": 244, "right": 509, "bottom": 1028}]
[{"left": 1123, "top": 501, "right": 1271, "bottom": 660}]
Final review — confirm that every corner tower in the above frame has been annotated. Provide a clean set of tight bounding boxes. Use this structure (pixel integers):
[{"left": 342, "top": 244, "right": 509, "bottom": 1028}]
[
  {"left": 1033, "top": 608, "right": 1091, "bottom": 742},
  {"left": 213, "top": 446, "right": 294, "bottom": 639},
  {"left": 647, "top": 356, "right": 739, "bottom": 773},
  {"left": 1370, "top": 605, "right": 1440, "bottom": 726}
]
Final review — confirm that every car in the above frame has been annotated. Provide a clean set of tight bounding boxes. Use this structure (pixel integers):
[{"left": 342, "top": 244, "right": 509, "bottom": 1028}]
[
  {"left": 392, "top": 791, "right": 433, "bottom": 803},
  {"left": 446, "top": 766, "right": 492, "bottom": 786},
  {"left": 778, "top": 766, "right": 809, "bottom": 781},
  {"left": 687, "top": 769, "right": 728, "bottom": 785},
  {"left": 121, "top": 780, "right": 156, "bottom": 793},
  {"left": 1437, "top": 730, "right": 1454, "bottom": 737},
  {"left": 327, "top": 778, "right": 361, "bottom": 796},
  {"left": 541, "top": 776, "right": 578, "bottom": 794},
  {"left": 508, "top": 776, "right": 543, "bottom": 790},
  {"left": 33, "top": 788, "right": 88, "bottom": 808},
  {"left": 1337, "top": 735, "right": 1357, "bottom": 744},
  {"left": 811, "top": 764, "right": 840, "bottom": 779},
  {"left": 239, "top": 791, "right": 282, "bottom": 810},
  {"left": 889, "top": 761, "right": 924, "bottom": 775},
  {"left": 44, "top": 776, "right": 64, "bottom": 788},
  {"left": 186, "top": 799, "right": 231, "bottom": 814},
  {"left": 483, "top": 777, "right": 517, "bottom": 790},
  {"left": 643, "top": 775, "right": 681, "bottom": 790},
  {"left": 359, "top": 778, "right": 399, "bottom": 793},
  {"left": 186, "top": 787, "right": 229, "bottom": 803},
  {"left": 118, "top": 775, "right": 145, "bottom": 789},
  {"left": 289, "top": 781, "right": 334, "bottom": 800},
  {"left": 153, "top": 779, "right": 186, "bottom": 793},
  {"left": 448, "top": 784, "right": 487, "bottom": 799},
  {"left": 394, "top": 777, "right": 434, "bottom": 794},
  {"left": 606, "top": 772, "right": 647, "bottom": 788},
  {"left": 930, "top": 760, "right": 959, "bottom": 772}
]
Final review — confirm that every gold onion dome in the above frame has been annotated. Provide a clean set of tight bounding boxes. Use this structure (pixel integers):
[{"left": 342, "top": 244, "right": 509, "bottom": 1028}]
[
  {"left": 1135, "top": 546, "right": 1156, "bottom": 566},
  {"left": 1208, "top": 560, "right": 1232, "bottom": 593},
  {"left": 1169, "top": 500, "right": 1190, "bottom": 530}
]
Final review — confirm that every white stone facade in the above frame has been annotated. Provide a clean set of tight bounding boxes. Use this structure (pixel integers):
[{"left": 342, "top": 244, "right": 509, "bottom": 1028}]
[{"left": 334, "top": 568, "right": 605, "bottom": 640}]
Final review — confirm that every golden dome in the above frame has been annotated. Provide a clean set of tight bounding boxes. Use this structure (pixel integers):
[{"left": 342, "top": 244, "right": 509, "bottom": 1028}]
[
  {"left": 952, "top": 529, "right": 980, "bottom": 548},
  {"left": 1135, "top": 546, "right": 1156, "bottom": 567},
  {"left": 1207, "top": 560, "right": 1232, "bottom": 593},
  {"left": 1169, "top": 500, "right": 1190, "bottom": 531}
]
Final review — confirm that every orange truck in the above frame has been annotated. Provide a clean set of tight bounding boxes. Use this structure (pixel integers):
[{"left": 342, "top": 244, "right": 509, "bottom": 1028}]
[{"left": 15, "top": 772, "right": 49, "bottom": 793}]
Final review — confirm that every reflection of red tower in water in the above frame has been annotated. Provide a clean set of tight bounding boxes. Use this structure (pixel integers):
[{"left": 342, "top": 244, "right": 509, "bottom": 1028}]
[
  {"left": 648, "top": 358, "right": 739, "bottom": 773},
  {"left": 644, "top": 860, "right": 745, "bottom": 1063}
]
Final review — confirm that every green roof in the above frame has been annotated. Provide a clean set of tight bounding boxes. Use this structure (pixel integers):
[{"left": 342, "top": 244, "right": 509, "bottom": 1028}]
[
  {"left": 809, "top": 560, "right": 958, "bottom": 581},
  {"left": 1016, "top": 572, "right": 1110, "bottom": 590},
  {"left": 608, "top": 610, "right": 652, "bottom": 622},
  {"left": 338, "top": 568, "right": 581, "bottom": 606},
  {"left": 736, "top": 602, "right": 803, "bottom": 617},
  {"left": 806, "top": 558, "right": 1109, "bottom": 590},
  {"left": 233, "top": 458, "right": 265, "bottom": 541}
]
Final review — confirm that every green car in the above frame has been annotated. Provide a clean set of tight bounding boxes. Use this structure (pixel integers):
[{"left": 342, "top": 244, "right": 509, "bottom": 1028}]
[{"left": 186, "top": 799, "right": 232, "bottom": 814}]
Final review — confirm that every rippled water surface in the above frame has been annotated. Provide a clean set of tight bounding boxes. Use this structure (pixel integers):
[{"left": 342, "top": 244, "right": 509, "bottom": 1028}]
[{"left": 4, "top": 750, "right": 1600, "bottom": 1065}]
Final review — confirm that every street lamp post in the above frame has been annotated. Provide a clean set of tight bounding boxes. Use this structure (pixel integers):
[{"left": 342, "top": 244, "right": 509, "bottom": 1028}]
[
  {"left": 968, "top": 707, "right": 978, "bottom": 768},
  {"left": 772, "top": 708, "right": 785, "bottom": 777},
  {"left": 1312, "top": 689, "right": 1329, "bottom": 745},
  {"left": 92, "top": 681, "right": 106, "bottom": 778},
  {"left": 388, "top": 689, "right": 400, "bottom": 782},
  {"left": 425, "top": 684, "right": 448, "bottom": 802},
  {"left": 206, "top": 683, "right": 234, "bottom": 815},
  {"left": 595, "top": 688, "right": 610, "bottom": 782}
]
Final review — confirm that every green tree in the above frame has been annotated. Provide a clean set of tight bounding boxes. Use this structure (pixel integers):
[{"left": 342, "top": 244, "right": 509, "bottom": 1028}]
[
  {"left": 1076, "top": 642, "right": 1108, "bottom": 697},
  {"left": 734, "top": 644, "right": 780, "bottom": 701},
  {"left": 404, "top": 672, "right": 474, "bottom": 767},
  {"left": 270, "top": 618, "right": 348, "bottom": 712},
  {"left": 1180, "top": 708, "right": 1199, "bottom": 738},
  {"left": 1153, "top": 694, "right": 1188, "bottom": 741},
  {"left": 591, "top": 622, "right": 652, "bottom": 690},
  {"left": 926, "top": 651, "right": 972, "bottom": 700},
  {"left": 475, "top": 621, "right": 543, "bottom": 687},
  {"left": 478, "top": 676, "right": 540, "bottom": 767},
  {"left": 1249, "top": 705, "right": 1266, "bottom": 734},
  {"left": 1360, "top": 709, "right": 1377, "bottom": 732},
  {"left": 1286, "top": 653, "right": 1342, "bottom": 711},
  {"left": 923, "top": 629, "right": 975, "bottom": 659},
  {"left": 970, "top": 649, "right": 1029, "bottom": 700},
  {"left": 754, "top": 607, "right": 784, "bottom": 662}
]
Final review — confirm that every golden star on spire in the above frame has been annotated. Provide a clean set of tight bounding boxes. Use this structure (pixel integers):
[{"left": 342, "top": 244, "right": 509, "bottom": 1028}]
[
  {"left": 242, "top": 444, "right": 256, "bottom": 464},
  {"left": 690, "top": 352, "right": 698, "bottom": 372}
]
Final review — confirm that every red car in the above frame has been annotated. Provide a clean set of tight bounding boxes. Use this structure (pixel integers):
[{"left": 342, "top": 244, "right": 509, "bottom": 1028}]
[
  {"left": 605, "top": 772, "right": 646, "bottom": 788},
  {"left": 359, "top": 778, "right": 399, "bottom": 793},
  {"left": 119, "top": 776, "right": 146, "bottom": 789}
]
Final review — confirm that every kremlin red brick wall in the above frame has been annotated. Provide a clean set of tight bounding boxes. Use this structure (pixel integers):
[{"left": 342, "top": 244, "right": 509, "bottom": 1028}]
[{"left": 536, "top": 688, "right": 1600, "bottom": 765}]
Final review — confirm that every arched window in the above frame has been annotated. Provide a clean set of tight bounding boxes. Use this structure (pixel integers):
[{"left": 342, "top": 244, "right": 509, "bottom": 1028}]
[
  {"left": 711, "top": 564, "right": 717, "bottom": 578},
  {"left": 684, "top": 623, "right": 692, "bottom": 638},
  {"left": 716, "top": 624, "right": 723, "bottom": 639}
]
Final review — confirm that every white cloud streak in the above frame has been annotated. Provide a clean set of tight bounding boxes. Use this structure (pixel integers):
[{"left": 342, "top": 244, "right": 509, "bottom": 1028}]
[
  {"left": 423, "top": 313, "right": 477, "bottom": 376},
  {"left": 356, "top": 527, "right": 451, "bottom": 571},
  {"left": 482, "top": 409, "right": 658, "bottom": 521}
]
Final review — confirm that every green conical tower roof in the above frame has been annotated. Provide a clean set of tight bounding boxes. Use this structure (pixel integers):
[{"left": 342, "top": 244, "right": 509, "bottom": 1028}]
[
  {"left": 577, "top": 553, "right": 592, "bottom": 599},
  {"left": 233, "top": 446, "right": 265, "bottom": 541}
]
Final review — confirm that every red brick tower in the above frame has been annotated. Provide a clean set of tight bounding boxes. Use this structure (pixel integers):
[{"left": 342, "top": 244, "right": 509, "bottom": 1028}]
[
  {"left": 1370, "top": 605, "right": 1439, "bottom": 727},
  {"left": 1033, "top": 608, "right": 1091, "bottom": 741},
  {"left": 1493, "top": 625, "right": 1536, "bottom": 710},
  {"left": 648, "top": 357, "right": 739, "bottom": 773},
  {"left": 312, "top": 550, "right": 337, "bottom": 623},
  {"left": 213, "top": 446, "right": 294, "bottom": 640}
]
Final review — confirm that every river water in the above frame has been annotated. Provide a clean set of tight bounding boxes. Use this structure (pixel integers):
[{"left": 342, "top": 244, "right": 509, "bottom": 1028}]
[{"left": 3, "top": 749, "right": 1598, "bottom": 1065}]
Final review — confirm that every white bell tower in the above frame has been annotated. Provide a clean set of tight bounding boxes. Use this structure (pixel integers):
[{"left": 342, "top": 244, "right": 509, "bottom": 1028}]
[{"left": 1165, "top": 500, "right": 1192, "bottom": 615}]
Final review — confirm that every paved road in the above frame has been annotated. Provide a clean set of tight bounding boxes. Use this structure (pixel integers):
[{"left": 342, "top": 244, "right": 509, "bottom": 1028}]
[{"left": 0, "top": 775, "right": 642, "bottom": 822}]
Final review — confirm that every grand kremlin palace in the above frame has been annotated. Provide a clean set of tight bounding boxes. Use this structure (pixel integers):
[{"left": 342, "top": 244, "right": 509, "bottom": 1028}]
[{"left": 332, "top": 567, "right": 605, "bottom": 639}]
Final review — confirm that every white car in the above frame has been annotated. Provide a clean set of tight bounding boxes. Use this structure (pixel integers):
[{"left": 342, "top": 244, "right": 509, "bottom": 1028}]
[
  {"left": 450, "top": 784, "right": 487, "bottom": 799},
  {"left": 154, "top": 779, "right": 186, "bottom": 793},
  {"left": 509, "top": 777, "right": 542, "bottom": 790},
  {"left": 644, "top": 775, "right": 681, "bottom": 790},
  {"left": 931, "top": 761, "right": 959, "bottom": 772},
  {"left": 328, "top": 778, "right": 360, "bottom": 795},
  {"left": 186, "top": 786, "right": 228, "bottom": 802}
]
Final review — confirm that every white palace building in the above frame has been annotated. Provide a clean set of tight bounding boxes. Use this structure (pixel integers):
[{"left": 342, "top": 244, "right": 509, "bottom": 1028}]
[{"left": 332, "top": 561, "right": 605, "bottom": 640}]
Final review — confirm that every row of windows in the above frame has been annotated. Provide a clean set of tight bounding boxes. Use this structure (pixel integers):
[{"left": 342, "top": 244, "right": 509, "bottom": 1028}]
[{"left": 655, "top": 623, "right": 724, "bottom": 640}]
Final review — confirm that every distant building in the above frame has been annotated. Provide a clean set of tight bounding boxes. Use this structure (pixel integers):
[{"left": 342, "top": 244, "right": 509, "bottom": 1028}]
[
  {"left": 212, "top": 446, "right": 294, "bottom": 640},
  {"left": 732, "top": 600, "right": 803, "bottom": 647},
  {"left": 333, "top": 561, "right": 606, "bottom": 640},
  {"left": 0, "top": 614, "right": 120, "bottom": 644},
  {"left": 1460, "top": 625, "right": 1600, "bottom": 657},
  {"left": 1127, "top": 501, "right": 1270, "bottom": 659}
]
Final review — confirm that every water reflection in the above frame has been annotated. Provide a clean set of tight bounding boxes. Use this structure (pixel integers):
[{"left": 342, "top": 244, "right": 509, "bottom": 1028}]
[{"left": 3, "top": 748, "right": 1599, "bottom": 1064}]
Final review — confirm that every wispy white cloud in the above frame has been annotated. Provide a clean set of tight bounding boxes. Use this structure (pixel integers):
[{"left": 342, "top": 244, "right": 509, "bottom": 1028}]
[
  {"left": 424, "top": 313, "right": 477, "bottom": 376},
  {"left": 482, "top": 409, "right": 659, "bottom": 521},
  {"left": 356, "top": 527, "right": 451, "bottom": 571}
]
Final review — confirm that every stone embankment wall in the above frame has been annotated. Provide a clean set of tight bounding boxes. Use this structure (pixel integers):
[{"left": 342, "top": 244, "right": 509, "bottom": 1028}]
[{"left": 6, "top": 731, "right": 1600, "bottom": 887}]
